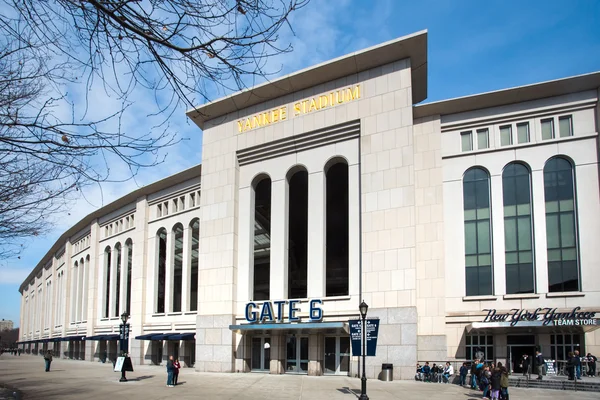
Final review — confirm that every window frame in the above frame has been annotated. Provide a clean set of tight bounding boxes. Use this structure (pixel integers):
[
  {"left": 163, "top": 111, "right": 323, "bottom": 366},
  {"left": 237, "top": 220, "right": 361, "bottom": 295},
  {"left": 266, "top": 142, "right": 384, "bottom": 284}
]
[
  {"left": 516, "top": 122, "right": 530, "bottom": 144},
  {"left": 461, "top": 131, "right": 473, "bottom": 152},
  {"left": 499, "top": 125, "right": 513, "bottom": 147},
  {"left": 541, "top": 118, "right": 555, "bottom": 140},
  {"left": 559, "top": 115, "right": 573, "bottom": 138},
  {"left": 477, "top": 128, "right": 489, "bottom": 150}
]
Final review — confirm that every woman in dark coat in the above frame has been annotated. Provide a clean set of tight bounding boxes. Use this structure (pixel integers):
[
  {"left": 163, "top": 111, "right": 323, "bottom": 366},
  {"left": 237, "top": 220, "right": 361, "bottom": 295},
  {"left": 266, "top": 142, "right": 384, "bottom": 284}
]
[
  {"left": 566, "top": 351, "right": 575, "bottom": 380},
  {"left": 490, "top": 367, "right": 502, "bottom": 400}
]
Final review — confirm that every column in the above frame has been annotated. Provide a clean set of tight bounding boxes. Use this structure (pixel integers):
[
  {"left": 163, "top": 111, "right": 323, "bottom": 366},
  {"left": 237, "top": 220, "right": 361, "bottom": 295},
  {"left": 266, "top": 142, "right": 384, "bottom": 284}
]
[
  {"left": 531, "top": 170, "right": 548, "bottom": 293},
  {"left": 82, "top": 259, "right": 88, "bottom": 321},
  {"left": 307, "top": 171, "right": 326, "bottom": 298},
  {"left": 490, "top": 174, "right": 506, "bottom": 295},
  {"left": 348, "top": 163, "right": 360, "bottom": 296},
  {"left": 270, "top": 178, "right": 288, "bottom": 300},
  {"left": 119, "top": 248, "right": 127, "bottom": 316},
  {"left": 269, "top": 333, "right": 285, "bottom": 374},
  {"left": 165, "top": 230, "right": 173, "bottom": 313},
  {"left": 237, "top": 186, "right": 253, "bottom": 304},
  {"left": 76, "top": 263, "right": 83, "bottom": 321},
  {"left": 181, "top": 225, "right": 191, "bottom": 312},
  {"left": 109, "top": 248, "right": 117, "bottom": 319}
]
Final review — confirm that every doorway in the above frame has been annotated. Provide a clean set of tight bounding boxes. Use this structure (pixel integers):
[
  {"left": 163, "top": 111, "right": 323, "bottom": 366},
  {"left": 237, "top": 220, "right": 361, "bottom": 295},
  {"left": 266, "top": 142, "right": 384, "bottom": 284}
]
[
  {"left": 324, "top": 336, "right": 350, "bottom": 375},
  {"left": 286, "top": 335, "right": 309, "bottom": 374},
  {"left": 251, "top": 337, "right": 270, "bottom": 372},
  {"left": 507, "top": 335, "right": 536, "bottom": 374}
]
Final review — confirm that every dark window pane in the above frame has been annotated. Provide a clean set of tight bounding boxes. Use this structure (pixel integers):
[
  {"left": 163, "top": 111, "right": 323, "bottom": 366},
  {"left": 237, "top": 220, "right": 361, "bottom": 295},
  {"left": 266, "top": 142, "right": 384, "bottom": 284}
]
[
  {"left": 326, "top": 162, "right": 349, "bottom": 297},
  {"left": 254, "top": 178, "right": 272, "bottom": 300},
  {"left": 288, "top": 170, "right": 308, "bottom": 299}
]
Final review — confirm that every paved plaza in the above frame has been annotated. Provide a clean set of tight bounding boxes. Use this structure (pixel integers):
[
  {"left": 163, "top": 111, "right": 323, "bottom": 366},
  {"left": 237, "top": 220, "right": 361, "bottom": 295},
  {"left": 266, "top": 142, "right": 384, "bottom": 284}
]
[{"left": 1, "top": 355, "right": 599, "bottom": 400}]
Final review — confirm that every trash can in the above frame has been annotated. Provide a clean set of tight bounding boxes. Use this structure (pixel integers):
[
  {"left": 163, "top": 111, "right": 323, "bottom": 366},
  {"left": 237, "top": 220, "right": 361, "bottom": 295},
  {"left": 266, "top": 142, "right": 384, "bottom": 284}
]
[{"left": 380, "top": 363, "right": 393, "bottom": 381}]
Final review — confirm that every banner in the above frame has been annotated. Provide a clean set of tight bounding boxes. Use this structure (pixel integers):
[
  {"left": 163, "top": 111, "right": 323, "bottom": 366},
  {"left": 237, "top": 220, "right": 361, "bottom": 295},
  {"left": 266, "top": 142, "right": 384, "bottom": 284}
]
[
  {"left": 365, "top": 319, "right": 380, "bottom": 356},
  {"left": 348, "top": 319, "right": 380, "bottom": 356},
  {"left": 349, "top": 320, "right": 362, "bottom": 356}
]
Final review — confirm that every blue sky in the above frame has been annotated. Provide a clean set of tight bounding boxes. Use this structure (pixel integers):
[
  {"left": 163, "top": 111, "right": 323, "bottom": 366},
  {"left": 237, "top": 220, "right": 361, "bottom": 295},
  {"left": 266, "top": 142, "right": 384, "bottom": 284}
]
[{"left": 1, "top": 0, "right": 599, "bottom": 327}]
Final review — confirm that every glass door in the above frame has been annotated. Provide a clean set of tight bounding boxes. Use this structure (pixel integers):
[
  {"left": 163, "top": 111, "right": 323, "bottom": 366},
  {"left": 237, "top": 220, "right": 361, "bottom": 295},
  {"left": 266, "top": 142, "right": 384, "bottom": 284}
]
[
  {"left": 251, "top": 337, "right": 270, "bottom": 372},
  {"left": 324, "top": 336, "right": 350, "bottom": 375},
  {"left": 286, "top": 335, "right": 309, "bottom": 373}
]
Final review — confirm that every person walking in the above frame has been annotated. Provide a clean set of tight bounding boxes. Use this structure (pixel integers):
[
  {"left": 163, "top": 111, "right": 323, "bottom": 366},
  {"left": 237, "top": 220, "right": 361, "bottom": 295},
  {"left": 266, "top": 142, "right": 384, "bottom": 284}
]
[
  {"left": 166, "top": 355, "right": 175, "bottom": 387},
  {"left": 586, "top": 353, "right": 597, "bottom": 377},
  {"left": 498, "top": 362, "right": 509, "bottom": 400},
  {"left": 44, "top": 350, "right": 53, "bottom": 372},
  {"left": 566, "top": 351, "right": 575, "bottom": 380},
  {"left": 459, "top": 362, "right": 468, "bottom": 386},
  {"left": 173, "top": 357, "right": 181, "bottom": 385},
  {"left": 520, "top": 354, "right": 530, "bottom": 378},
  {"left": 490, "top": 366, "right": 502, "bottom": 400},
  {"left": 535, "top": 349, "right": 544, "bottom": 380},
  {"left": 470, "top": 359, "right": 479, "bottom": 389},
  {"left": 573, "top": 350, "right": 581, "bottom": 381}
]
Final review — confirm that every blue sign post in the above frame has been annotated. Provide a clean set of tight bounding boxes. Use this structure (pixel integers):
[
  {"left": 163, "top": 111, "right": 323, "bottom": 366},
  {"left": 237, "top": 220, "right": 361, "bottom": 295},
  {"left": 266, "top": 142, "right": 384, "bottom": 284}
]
[{"left": 349, "top": 319, "right": 380, "bottom": 356}]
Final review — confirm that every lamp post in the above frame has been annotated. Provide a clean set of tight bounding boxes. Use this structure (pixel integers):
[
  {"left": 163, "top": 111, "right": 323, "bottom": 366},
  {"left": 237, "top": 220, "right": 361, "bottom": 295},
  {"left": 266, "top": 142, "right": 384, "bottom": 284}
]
[
  {"left": 359, "top": 301, "right": 369, "bottom": 400},
  {"left": 119, "top": 312, "right": 130, "bottom": 382}
]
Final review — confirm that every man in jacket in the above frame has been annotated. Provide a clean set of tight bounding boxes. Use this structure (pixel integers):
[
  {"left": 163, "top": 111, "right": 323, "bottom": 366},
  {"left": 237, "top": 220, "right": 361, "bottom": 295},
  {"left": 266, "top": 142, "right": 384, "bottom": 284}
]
[
  {"left": 535, "top": 350, "right": 544, "bottom": 380},
  {"left": 586, "top": 353, "right": 597, "bottom": 377},
  {"left": 574, "top": 350, "right": 582, "bottom": 380},
  {"left": 166, "top": 355, "right": 175, "bottom": 387},
  {"left": 44, "top": 350, "right": 53, "bottom": 372},
  {"left": 520, "top": 354, "right": 530, "bottom": 377}
]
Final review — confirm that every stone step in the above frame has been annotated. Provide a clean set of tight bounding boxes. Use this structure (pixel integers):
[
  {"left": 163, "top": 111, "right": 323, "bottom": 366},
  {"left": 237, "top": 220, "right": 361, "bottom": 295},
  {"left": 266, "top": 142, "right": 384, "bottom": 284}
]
[{"left": 510, "top": 378, "right": 600, "bottom": 392}]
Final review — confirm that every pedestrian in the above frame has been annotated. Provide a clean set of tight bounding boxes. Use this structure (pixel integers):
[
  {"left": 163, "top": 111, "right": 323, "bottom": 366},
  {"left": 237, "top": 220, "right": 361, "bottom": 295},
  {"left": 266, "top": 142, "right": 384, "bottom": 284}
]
[
  {"left": 166, "top": 355, "right": 175, "bottom": 387},
  {"left": 459, "top": 362, "right": 468, "bottom": 386},
  {"left": 173, "top": 357, "right": 181, "bottom": 385},
  {"left": 520, "top": 354, "right": 530, "bottom": 377},
  {"left": 44, "top": 350, "right": 53, "bottom": 372},
  {"left": 586, "top": 353, "right": 597, "bottom": 377},
  {"left": 574, "top": 350, "right": 582, "bottom": 379},
  {"left": 481, "top": 366, "right": 491, "bottom": 398},
  {"left": 442, "top": 362, "right": 454, "bottom": 383},
  {"left": 470, "top": 359, "right": 479, "bottom": 389},
  {"left": 422, "top": 362, "right": 431, "bottom": 382},
  {"left": 490, "top": 366, "right": 502, "bottom": 400},
  {"left": 566, "top": 351, "right": 575, "bottom": 380},
  {"left": 535, "top": 349, "right": 544, "bottom": 380},
  {"left": 498, "top": 362, "right": 509, "bottom": 400}
]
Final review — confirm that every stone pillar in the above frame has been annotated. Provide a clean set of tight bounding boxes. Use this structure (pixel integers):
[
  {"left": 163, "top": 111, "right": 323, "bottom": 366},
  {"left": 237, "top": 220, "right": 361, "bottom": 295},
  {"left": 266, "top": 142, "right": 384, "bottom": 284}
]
[
  {"left": 308, "top": 333, "right": 324, "bottom": 376},
  {"left": 269, "top": 333, "right": 286, "bottom": 374},
  {"left": 307, "top": 172, "right": 326, "bottom": 298},
  {"left": 270, "top": 178, "right": 288, "bottom": 300},
  {"left": 165, "top": 230, "right": 173, "bottom": 313},
  {"left": 182, "top": 225, "right": 191, "bottom": 312}
]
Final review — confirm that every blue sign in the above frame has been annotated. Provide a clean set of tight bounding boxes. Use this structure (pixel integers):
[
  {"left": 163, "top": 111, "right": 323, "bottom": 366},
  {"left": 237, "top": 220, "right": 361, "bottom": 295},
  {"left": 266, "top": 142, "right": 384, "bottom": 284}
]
[
  {"left": 348, "top": 319, "right": 380, "bottom": 356},
  {"left": 245, "top": 299, "right": 323, "bottom": 323}
]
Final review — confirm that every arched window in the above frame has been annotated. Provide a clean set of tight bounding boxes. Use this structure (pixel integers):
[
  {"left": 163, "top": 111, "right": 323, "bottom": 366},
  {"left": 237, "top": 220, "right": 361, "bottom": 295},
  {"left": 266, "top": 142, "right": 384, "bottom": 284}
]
[
  {"left": 103, "top": 247, "right": 111, "bottom": 318},
  {"left": 503, "top": 163, "right": 534, "bottom": 294},
  {"left": 172, "top": 224, "right": 184, "bottom": 312},
  {"left": 253, "top": 176, "right": 271, "bottom": 301},
  {"left": 287, "top": 167, "right": 308, "bottom": 299},
  {"left": 325, "top": 159, "right": 349, "bottom": 297},
  {"left": 190, "top": 219, "right": 199, "bottom": 312},
  {"left": 544, "top": 157, "right": 579, "bottom": 292},
  {"left": 125, "top": 240, "right": 133, "bottom": 314},
  {"left": 463, "top": 167, "right": 493, "bottom": 296},
  {"left": 156, "top": 228, "right": 167, "bottom": 313},
  {"left": 114, "top": 243, "right": 122, "bottom": 317}
]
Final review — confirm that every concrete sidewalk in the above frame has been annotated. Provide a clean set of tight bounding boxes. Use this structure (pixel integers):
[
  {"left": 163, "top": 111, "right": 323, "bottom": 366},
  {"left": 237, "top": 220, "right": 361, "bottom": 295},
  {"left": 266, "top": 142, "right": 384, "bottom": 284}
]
[{"left": 1, "top": 355, "right": 600, "bottom": 399}]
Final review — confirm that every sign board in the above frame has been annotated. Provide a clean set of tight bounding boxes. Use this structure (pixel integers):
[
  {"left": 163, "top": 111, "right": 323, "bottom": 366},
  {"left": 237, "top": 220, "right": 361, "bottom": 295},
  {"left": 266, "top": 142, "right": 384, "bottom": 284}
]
[
  {"left": 545, "top": 360, "right": 556, "bottom": 375},
  {"left": 119, "top": 324, "right": 130, "bottom": 352},
  {"left": 114, "top": 356, "right": 125, "bottom": 372},
  {"left": 244, "top": 299, "right": 323, "bottom": 323},
  {"left": 348, "top": 319, "right": 380, "bottom": 356},
  {"left": 114, "top": 356, "right": 134, "bottom": 372},
  {"left": 482, "top": 307, "right": 597, "bottom": 327}
]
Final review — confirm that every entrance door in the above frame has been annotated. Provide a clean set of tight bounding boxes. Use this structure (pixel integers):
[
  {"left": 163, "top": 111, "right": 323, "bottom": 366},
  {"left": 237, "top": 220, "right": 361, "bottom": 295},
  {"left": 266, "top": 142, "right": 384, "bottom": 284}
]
[
  {"left": 286, "top": 335, "right": 309, "bottom": 373},
  {"left": 251, "top": 337, "right": 270, "bottom": 371},
  {"left": 324, "top": 336, "right": 350, "bottom": 375},
  {"left": 507, "top": 334, "right": 536, "bottom": 374}
]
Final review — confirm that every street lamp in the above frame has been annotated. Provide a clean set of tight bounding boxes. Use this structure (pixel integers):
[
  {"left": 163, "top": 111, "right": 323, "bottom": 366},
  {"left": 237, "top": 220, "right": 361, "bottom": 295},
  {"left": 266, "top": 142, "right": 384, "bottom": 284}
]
[
  {"left": 119, "top": 312, "right": 130, "bottom": 382},
  {"left": 359, "top": 301, "right": 369, "bottom": 400}
]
